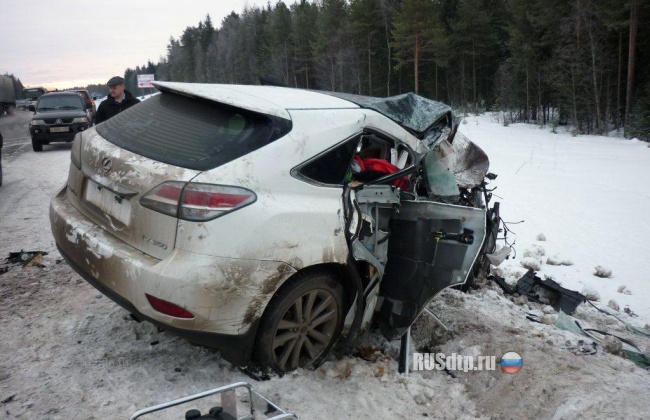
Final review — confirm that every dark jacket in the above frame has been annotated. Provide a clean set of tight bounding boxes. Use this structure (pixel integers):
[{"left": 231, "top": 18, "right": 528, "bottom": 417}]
[{"left": 95, "top": 90, "right": 140, "bottom": 124}]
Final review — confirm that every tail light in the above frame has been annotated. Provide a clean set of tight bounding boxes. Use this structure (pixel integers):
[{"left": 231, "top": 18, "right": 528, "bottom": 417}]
[
  {"left": 140, "top": 182, "right": 256, "bottom": 221},
  {"left": 140, "top": 181, "right": 184, "bottom": 217},
  {"left": 145, "top": 293, "right": 194, "bottom": 319}
]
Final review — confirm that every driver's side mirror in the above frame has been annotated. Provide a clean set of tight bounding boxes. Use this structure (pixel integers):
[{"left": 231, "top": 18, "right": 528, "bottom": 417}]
[{"left": 28, "top": 105, "right": 35, "bottom": 112}]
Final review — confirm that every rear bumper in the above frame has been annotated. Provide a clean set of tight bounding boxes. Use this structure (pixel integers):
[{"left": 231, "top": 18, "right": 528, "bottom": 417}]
[
  {"left": 57, "top": 243, "right": 259, "bottom": 366},
  {"left": 50, "top": 184, "right": 293, "bottom": 366}
]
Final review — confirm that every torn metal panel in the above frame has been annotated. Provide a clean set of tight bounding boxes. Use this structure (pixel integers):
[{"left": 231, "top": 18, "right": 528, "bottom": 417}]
[
  {"left": 447, "top": 132, "right": 490, "bottom": 189},
  {"left": 343, "top": 185, "right": 400, "bottom": 332},
  {"left": 423, "top": 141, "right": 461, "bottom": 200},
  {"left": 422, "top": 132, "right": 490, "bottom": 198},
  {"left": 374, "top": 200, "right": 487, "bottom": 340},
  {"left": 352, "top": 185, "right": 401, "bottom": 268}
]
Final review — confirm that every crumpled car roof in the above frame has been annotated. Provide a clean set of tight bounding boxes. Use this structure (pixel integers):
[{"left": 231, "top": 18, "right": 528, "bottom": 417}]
[{"left": 323, "top": 91, "right": 452, "bottom": 136}]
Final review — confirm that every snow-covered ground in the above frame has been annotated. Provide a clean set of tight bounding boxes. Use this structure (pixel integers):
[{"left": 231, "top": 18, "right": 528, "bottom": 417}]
[
  {"left": 459, "top": 115, "right": 650, "bottom": 322},
  {"left": 0, "top": 113, "right": 649, "bottom": 419}
]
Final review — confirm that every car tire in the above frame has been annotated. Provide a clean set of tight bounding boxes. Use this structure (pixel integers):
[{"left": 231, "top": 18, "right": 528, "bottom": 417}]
[
  {"left": 254, "top": 271, "right": 345, "bottom": 373},
  {"left": 32, "top": 138, "right": 43, "bottom": 152}
]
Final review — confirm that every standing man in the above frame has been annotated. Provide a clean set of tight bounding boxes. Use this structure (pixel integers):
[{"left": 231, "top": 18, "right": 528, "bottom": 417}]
[{"left": 94, "top": 76, "right": 140, "bottom": 124}]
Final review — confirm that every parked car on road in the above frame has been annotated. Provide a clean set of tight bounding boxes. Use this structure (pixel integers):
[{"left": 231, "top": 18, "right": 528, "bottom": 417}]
[
  {"left": 29, "top": 92, "right": 91, "bottom": 151},
  {"left": 50, "top": 82, "right": 502, "bottom": 373},
  {"left": 16, "top": 98, "right": 31, "bottom": 110},
  {"left": 66, "top": 89, "right": 96, "bottom": 123}
]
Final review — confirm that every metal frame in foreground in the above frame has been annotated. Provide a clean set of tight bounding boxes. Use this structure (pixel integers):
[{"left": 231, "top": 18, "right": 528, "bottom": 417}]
[{"left": 130, "top": 381, "right": 298, "bottom": 420}]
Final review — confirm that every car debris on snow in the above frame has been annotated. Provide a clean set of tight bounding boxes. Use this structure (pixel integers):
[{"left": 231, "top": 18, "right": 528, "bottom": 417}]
[
  {"left": 565, "top": 339, "right": 598, "bottom": 355},
  {"left": 491, "top": 269, "right": 586, "bottom": 315},
  {"left": 6, "top": 250, "right": 48, "bottom": 268}
]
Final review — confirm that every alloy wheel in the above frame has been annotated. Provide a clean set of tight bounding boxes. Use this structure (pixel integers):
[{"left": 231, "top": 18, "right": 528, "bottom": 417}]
[{"left": 271, "top": 289, "right": 339, "bottom": 372}]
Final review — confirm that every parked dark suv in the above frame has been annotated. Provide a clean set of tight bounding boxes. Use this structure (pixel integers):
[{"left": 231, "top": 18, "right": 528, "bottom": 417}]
[{"left": 29, "top": 92, "right": 90, "bottom": 152}]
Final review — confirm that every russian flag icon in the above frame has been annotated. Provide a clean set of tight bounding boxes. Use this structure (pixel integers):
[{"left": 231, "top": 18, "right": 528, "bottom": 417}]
[{"left": 500, "top": 352, "right": 523, "bottom": 374}]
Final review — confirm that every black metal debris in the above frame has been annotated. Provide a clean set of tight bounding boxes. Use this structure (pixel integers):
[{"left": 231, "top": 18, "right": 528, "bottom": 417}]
[{"left": 491, "top": 269, "right": 586, "bottom": 315}]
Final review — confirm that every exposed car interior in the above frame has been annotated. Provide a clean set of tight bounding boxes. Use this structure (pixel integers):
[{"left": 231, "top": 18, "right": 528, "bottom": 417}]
[{"left": 325, "top": 123, "right": 499, "bottom": 340}]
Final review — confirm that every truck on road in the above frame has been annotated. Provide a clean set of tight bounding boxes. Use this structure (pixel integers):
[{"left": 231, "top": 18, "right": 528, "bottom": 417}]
[
  {"left": 23, "top": 86, "right": 48, "bottom": 108},
  {"left": 0, "top": 75, "right": 17, "bottom": 113}
]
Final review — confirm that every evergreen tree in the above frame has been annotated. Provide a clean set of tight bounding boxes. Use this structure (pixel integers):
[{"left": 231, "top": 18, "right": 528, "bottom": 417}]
[
  {"left": 449, "top": 0, "right": 499, "bottom": 106},
  {"left": 349, "top": 0, "right": 383, "bottom": 95},
  {"left": 110, "top": 0, "right": 649, "bottom": 138},
  {"left": 392, "top": 0, "right": 448, "bottom": 95},
  {"left": 263, "top": 1, "right": 295, "bottom": 85},
  {"left": 291, "top": 0, "right": 319, "bottom": 88},
  {"left": 313, "top": 0, "right": 350, "bottom": 91}
]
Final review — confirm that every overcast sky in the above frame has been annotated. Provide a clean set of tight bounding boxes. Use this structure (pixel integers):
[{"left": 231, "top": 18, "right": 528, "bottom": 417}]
[{"left": 0, "top": 0, "right": 295, "bottom": 89}]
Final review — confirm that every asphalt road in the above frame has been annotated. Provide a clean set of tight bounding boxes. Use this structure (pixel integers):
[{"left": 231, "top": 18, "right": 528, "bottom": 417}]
[
  {"left": 0, "top": 109, "right": 71, "bottom": 160},
  {"left": 1, "top": 109, "right": 34, "bottom": 159}
]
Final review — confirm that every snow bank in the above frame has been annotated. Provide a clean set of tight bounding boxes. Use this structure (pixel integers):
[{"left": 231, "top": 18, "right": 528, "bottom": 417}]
[{"left": 459, "top": 115, "right": 650, "bottom": 322}]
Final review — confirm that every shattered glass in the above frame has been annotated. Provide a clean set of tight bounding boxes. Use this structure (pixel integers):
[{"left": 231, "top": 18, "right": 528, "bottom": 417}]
[{"left": 324, "top": 92, "right": 452, "bottom": 136}]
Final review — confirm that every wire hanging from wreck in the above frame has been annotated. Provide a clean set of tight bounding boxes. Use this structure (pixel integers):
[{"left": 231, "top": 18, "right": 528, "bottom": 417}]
[{"left": 499, "top": 218, "right": 523, "bottom": 260}]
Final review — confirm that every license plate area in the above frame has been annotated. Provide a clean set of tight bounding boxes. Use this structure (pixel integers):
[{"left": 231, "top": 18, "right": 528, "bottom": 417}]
[
  {"left": 50, "top": 126, "right": 70, "bottom": 133},
  {"left": 83, "top": 180, "right": 132, "bottom": 225}
]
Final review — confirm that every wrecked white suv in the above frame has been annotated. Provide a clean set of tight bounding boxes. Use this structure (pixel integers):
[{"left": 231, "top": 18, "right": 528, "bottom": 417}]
[{"left": 50, "top": 82, "right": 502, "bottom": 373}]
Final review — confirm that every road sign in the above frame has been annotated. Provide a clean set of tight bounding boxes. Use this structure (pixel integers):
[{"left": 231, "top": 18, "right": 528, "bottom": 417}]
[{"left": 137, "top": 74, "right": 155, "bottom": 88}]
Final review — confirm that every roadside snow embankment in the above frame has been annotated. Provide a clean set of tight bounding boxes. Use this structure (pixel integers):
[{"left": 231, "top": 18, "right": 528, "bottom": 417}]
[{"left": 459, "top": 115, "right": 650, "bottom": 323}]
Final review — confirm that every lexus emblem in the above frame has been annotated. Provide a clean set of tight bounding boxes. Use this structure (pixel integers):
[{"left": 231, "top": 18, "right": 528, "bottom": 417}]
[
  {"left": 102, "top": 157, "right": 113, "bottom": 173},
  {"left": 55, "top": 119, "right": 63, "bottom": 124}
]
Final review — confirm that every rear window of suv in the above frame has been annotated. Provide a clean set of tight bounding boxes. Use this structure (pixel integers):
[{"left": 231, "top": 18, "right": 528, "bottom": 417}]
[{"left": 96, "top": 92, "right": 291, "bottom": 171}]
